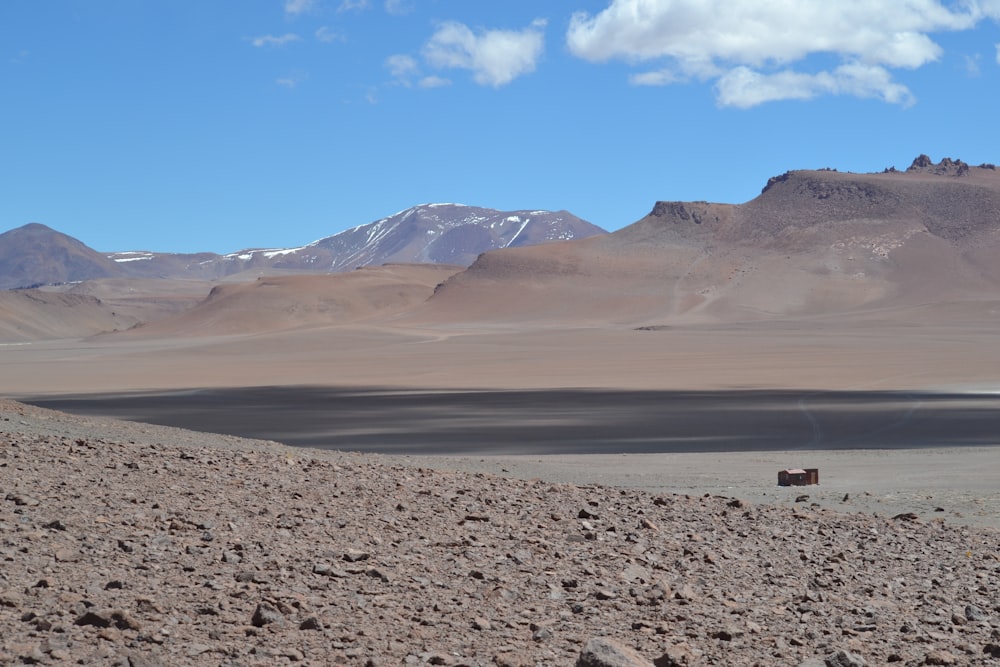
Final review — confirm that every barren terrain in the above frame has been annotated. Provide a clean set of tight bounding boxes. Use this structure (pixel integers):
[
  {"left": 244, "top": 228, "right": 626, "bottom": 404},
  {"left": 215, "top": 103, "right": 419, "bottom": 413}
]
[
  {"left": 2, "top": 159, "right": 1000, "bottom": 664},
  {"left": 2, "top": 399, "right": 999, "bottom": 666}
]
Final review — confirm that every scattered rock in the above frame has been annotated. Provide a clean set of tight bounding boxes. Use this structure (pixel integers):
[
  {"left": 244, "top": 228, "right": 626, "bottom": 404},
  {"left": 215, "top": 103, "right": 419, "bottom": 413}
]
[
  {"left": 250, "top": 602, "right": 284, "bottom": 627},
  {"left": 825, "top": 649, "right": 866, "bottom": 666},
  {"left": 965, "top": 604, "right": 987, "bottom": 622},
  {"left": 923, "top": 649, "right": 957, "bottom": 665},
  {"left": 75, "top": 609, "right": 140, "bottom": 631},
  {"left": 577, "top": 637, "right": 652, "bottom": 667},
  {"left": 2, "top": 399, "right": 998, "bottom": 666},
  {"left": 299, "top": 616, "right": 322, "bottom": 630}
]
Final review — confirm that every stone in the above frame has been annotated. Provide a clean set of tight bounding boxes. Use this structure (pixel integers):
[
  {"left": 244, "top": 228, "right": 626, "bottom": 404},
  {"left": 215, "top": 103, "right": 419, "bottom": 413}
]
[
  {"left": 494, "top": 652, "right": 535, "bottom": 667},
  {"left": 250, "top": 602, "right": 284, "bottom": 627},
  {"left": 577, "top": 638, "right": 652, "bottom": 667},
  {"left": 825, "top": 649, "right": 866, "bottom": 667},
  {"left": 299, "top": 616, "right": 322, "bottom": 630},
  {"left": 653, "top": 645, "right": 696, "bottom": 666},
  {"left": 75, "top": 609, "right": 140, "bottom": 631},
  {"left": 923, "top": 650, "right": 957, "bottom": 665},
  {"left": 965, "top": 605, "right": 987, "bottom": 622}
]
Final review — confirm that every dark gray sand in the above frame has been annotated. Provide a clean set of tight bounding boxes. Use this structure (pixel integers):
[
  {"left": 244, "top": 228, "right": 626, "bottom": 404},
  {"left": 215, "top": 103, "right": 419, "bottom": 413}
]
[{"left": 23, "top": 386, "right": 1000, "bottom": 455}]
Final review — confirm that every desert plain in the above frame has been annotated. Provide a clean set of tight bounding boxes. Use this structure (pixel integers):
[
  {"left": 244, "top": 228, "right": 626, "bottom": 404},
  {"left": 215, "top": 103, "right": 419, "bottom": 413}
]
[{"left": 2, "top": 160, "right": 1000, "bottom": 665}]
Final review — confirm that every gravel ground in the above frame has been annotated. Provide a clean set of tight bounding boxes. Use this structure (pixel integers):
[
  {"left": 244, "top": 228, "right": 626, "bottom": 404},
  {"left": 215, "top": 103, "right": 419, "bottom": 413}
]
[{"left": 2, "top": 399, "right": 1000, "bottom": 666}]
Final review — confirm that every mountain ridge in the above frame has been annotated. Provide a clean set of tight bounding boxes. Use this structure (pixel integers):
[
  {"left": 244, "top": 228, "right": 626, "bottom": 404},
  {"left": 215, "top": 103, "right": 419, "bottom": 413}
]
[
  {"left": 5, "top": 155, "right": 1000, "bottom": 339},
  {"left": 0, "top": 222, "right": 127, "bottom": 289},
  {"left": 0, "top": 204, "right": 605, "bottom": 289},
  {"left": 416, "top": 155, "right": 1000, "bottom": 326}
]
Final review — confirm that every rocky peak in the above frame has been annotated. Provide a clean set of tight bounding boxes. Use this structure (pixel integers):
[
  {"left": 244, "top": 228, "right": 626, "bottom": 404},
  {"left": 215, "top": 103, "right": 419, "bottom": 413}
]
[{"left": 906, "top": 154, "right": 971, "bottom": 176}]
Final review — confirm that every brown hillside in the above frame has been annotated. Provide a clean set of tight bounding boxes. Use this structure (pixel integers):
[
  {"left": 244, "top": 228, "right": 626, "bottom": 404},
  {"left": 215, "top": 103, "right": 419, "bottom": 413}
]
[
  {"left": 416, "top": 157, "right": 1000, "bottom": 327},
  {"left": 122, "top": 264, "right": 463, "bottom": 337},
  {"left": 0, "top": 290, "right": 136, "bottom": 342}
]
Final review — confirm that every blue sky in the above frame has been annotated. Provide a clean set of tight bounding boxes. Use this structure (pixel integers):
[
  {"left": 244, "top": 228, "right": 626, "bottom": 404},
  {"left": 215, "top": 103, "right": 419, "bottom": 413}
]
[{"left": 2, "top": 1, "right": 999, "bottom": 253}]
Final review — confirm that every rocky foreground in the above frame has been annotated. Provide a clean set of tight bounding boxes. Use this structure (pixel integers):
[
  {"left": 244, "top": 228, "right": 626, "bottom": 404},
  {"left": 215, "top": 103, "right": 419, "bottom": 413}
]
[{"left": 1, "top": 400, "right": 999, "bottom": 666}]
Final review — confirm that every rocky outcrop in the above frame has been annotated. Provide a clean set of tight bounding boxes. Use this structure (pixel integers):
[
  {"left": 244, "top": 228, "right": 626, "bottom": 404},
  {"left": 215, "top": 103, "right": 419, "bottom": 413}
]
[{"left": 907, "top": 154, "right": 971, "bottom": 176}]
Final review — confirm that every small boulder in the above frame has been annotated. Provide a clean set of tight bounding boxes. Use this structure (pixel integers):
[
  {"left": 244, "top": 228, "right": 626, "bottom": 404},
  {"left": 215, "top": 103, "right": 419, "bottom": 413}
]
[
  {"left": 576, "top": 637, "right": 652, "bottom": 667},
  {"left": 825, "top": 650, "right": 866, "bottom": 667},
  {"left": 250, "top": 602, "right": 283, "bottom": 628}
]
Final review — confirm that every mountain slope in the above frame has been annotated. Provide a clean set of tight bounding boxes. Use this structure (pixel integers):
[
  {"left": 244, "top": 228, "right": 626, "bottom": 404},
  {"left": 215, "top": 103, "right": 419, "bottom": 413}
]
[
  {"left": 200, "top": 204, "right": 605, "bottom": 276},
  {"left": 4, "top": 205, "right": 604, "bottom": 287},
  {"left": 121, "top": 263, "right": 463, "bottom": 337},
  {"left": 0, "top": 223, "right": 125, "bottom": 289},
  {"left": 416, "top": 156, "right": 1000, "bottom": 327},
  {"left": 0, "top": 290, "right": 137, "bottom": 342}
]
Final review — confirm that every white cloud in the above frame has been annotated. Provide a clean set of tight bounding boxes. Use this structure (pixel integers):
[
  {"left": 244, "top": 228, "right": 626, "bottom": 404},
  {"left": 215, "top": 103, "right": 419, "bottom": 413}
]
[
  {"left": 964, "top": 53, "right": 982, "bottom": 76},
  {"left": 716, "top": 64, "right": 914, "bottom": 108},
  {"left": 315, "top": 26, "right": 342, "bottom": 43},
  {"left": 250, "top": 33, "right": 301, "bottom": 47},
  {"left": 384, "top": 0, "right": 413, "bottom": 16},
  {"left": 338, "top": 0, "right": 370, "bottom": 12},
  {"left": 284, "top": 0, "right": 316, "bottom": 16},
  {"left": 423, "top": 19, "right": 546, "bottom": 87},
  {"left": 386, "top": 54, "right": 419, "bottom": 82},
  {"left": 276, "top": 71, "right": 308, "bottom": 89},
  {"left": 629, "top": 69, "right": 682, "bottom": 86},
  {"left": 419, "top": 75, "right": 451, "bottom": 88},
  {"left": 386, "top": 55, "right": 450, "bottom": 89},
  {"left": 567, "top": 0, "right": 996, "bottom": 106}
]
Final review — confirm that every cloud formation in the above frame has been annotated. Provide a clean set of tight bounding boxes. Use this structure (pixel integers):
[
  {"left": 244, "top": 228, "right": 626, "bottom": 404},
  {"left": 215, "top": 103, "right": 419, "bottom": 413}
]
[
  {"left": 384, "top": 0, "right": 413, "bottom": 16},
  {"left": 250, "top": 33, "right": 301, "bottom": 47},
  {"left": 716, "top": 64, "right": 914, "bottom": 108},
  {"left": 567, "top": 0, "right": 1000, "bottom": 107},
  {"left": 315, "top": 26, "right": 342, "bottom": 43},
  {"left": 385, "top": 54, "right": 453, "bottom": 89},
  {"left": 276, "top": 71, "right": 308, "bottom": 89},
  {"left": 385, "top": 54, "right": 419, "bottom": 80},
  {"left": 423, "top": 19, "right": 546, "bottom": 87},
  {"left": 418, "top": 75, "right": 451, "bottom": 88},
  {"left": 284, "top": 0, "right": 316, "bottom": 16},
  {"left": 338, "top": 0, "right": 370, "bottom": 12}
]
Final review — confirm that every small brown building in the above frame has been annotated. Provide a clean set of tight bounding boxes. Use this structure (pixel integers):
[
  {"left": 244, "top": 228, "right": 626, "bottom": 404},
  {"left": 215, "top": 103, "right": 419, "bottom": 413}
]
[{"left": 778, "top": 468, "right": 819, "bottom": 486}]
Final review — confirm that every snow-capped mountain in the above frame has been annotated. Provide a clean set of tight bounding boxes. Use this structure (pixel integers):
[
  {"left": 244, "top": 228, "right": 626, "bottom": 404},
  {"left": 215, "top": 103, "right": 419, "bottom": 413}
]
[
  {"left": 237, "top": 204, "right": 605, "bottom": 273},
  {"left": 97, "top": 204, "right": 605, "bottom": 281}
]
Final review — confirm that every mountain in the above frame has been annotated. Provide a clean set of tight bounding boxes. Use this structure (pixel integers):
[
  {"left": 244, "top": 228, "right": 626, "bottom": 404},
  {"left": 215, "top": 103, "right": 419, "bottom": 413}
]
[
  {"left": 416, "top": 155, "right": 1000, "bottom": 326},
  {"left": 0, "top": 223, "right": 125, "bottom": 289},
  {"left": 102, "top": 204, "right": 605, "bottom": 281}
]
